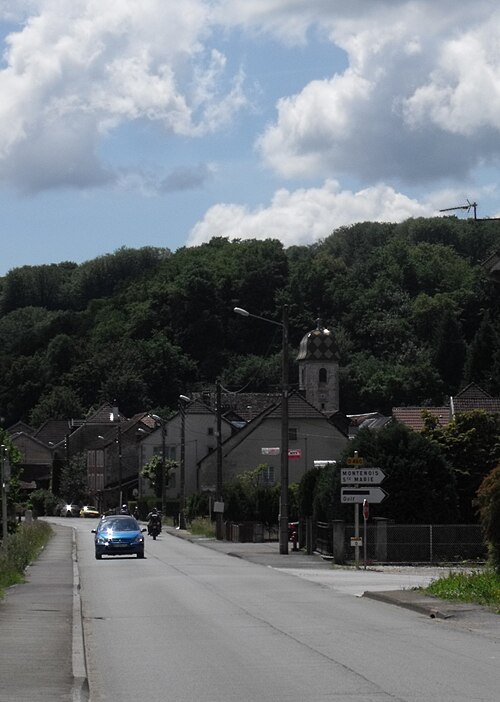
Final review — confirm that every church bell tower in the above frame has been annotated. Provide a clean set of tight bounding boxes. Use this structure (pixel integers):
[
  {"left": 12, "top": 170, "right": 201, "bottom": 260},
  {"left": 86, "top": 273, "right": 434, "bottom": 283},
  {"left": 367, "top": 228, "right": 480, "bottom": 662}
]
[{"left": 296, "top": 318, "right": 340, "bottom": 414}]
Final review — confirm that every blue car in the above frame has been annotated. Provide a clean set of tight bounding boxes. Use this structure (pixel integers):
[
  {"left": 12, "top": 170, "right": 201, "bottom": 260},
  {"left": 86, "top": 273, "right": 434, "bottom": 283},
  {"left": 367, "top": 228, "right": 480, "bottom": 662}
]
[{"left": 92, "top": 515, "right": 146, "bottom": 560}]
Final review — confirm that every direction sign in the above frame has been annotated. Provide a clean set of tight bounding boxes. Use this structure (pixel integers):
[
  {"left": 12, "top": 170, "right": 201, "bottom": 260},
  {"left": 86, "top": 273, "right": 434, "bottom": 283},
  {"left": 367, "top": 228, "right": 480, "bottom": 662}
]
[
  {"left": 341, "top": 467, "right": 386, "bottom": 485},
  {"left": 341, "top": 487, "right": 388, "bottom": 504}
]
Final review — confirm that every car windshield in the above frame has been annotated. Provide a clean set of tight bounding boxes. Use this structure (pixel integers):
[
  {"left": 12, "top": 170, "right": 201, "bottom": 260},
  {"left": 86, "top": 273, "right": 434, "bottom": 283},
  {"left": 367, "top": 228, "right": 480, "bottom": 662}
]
[{"left": 98, "top": 517, "right": 138, "bottom": 532}]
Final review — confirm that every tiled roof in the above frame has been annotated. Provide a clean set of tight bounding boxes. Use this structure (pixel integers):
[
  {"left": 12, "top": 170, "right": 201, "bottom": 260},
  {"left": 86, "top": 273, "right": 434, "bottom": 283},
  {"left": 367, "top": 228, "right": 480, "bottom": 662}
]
[
  {"left": 7, "top": 420, "right": 34, "bottom": 435},
  {"left": 392, "top": 407, "right": 450, "bottom": 432},
  {"left": 265, "top": 390, "right": 343, "bottom": 421},
  {"left": 452, "top": 397, "right": 500, "bottom": 414},
  {"left": 451, "top": 382, "right": 500, "bottom": 415},
  {"left": 193, "top": 391, "right": 279, "bottom": 422},
  {"left": 33, "top": 419, "right": 72, "bottom": 446}
]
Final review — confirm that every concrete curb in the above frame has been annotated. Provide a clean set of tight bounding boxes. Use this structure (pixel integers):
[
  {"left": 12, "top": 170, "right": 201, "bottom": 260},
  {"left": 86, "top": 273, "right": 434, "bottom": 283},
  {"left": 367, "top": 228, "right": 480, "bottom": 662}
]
[
  {"left": 362, "top": 589, "right": 453, "bottom": 618},
  {"left": 71, "top": 530, "right": 89, "bottom": 702}
]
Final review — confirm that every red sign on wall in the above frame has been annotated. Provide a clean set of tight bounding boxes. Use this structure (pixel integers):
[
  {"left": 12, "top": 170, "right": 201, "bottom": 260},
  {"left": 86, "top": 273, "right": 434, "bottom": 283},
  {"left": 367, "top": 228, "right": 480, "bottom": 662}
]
[{"left": 288, "top": 449, "right": 302, "bottom": 460}]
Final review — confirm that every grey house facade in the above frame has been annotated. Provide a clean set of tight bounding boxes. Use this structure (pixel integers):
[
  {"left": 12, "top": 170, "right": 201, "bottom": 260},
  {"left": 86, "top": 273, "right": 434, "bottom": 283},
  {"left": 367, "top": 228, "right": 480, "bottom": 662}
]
[{"left": 198, "top": 391, "right": 349, "bottom": 492}]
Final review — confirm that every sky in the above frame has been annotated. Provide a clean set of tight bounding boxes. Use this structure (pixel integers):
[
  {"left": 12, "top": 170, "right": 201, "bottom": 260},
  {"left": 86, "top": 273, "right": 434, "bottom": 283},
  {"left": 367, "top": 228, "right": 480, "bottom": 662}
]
[{"left": 1, "top": 0, "right": 500, "bottom": 275}]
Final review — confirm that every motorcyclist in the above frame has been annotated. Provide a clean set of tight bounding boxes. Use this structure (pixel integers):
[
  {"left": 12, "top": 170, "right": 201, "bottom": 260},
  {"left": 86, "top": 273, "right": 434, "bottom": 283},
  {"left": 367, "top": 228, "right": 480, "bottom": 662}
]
[
  {"left": 147, "top": 507, "right": 162, "bottom": 535},
  {"left": 119, "top": 504, "right": 130, "bottom": 515}
]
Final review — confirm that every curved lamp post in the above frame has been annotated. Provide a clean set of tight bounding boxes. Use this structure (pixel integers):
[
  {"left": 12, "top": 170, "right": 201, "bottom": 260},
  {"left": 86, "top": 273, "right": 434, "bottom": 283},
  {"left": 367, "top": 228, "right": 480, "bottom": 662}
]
[
  {"left": 234, "top": 305, "right": 289, "bottom": 555},
  {"left": 178, "top": 395, "right": 191, "bottom": 529}
]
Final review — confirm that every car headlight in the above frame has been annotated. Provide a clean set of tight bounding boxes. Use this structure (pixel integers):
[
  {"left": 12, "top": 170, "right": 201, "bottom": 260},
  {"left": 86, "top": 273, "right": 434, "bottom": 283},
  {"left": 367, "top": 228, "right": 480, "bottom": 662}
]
[{"left": 131, "top": 535, "right": 144, "bottom": 543}]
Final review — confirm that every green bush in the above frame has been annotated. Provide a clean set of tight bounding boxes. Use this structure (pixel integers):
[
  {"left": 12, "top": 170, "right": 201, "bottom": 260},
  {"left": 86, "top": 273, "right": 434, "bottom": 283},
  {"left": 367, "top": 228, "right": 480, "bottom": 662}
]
[
  {"left": 28, "top": 489, "right": 58, "bottom": 517},
  {"left": 0, "top": 521, "right": 53, "bottom": 597}
]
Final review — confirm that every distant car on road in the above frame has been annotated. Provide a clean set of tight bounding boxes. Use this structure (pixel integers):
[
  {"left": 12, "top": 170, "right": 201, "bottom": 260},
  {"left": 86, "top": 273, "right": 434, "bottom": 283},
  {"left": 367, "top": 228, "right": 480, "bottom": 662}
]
[
  {"left": 92, "top": 515, "right": 146, "bottom": 560},
  {"left": 62, "top": 503, "right": 81, "bottom": 517},
  {"left": 80, "top": 505, "right": 100, "bottom": 519}
]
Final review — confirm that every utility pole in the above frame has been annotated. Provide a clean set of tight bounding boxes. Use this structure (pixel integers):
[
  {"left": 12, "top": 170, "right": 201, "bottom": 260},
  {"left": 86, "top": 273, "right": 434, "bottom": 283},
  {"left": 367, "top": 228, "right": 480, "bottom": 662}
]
[
  {"left": 161, "top": 421, "right": 166, "bottom": 515},
  {"left": 279, "top": 304, "right": 289, "bottom": 555},
  {"left": 216, "top": 379, "right": 223, "bottom": 540},
  {"left": 117, "top": 424, "right": 123, "bottom": 507},
  {"left": 234, "top": 305, "right": 290, "bottom": 554},
  {"left": 178, "top": 395, "right": 191, "bottom": 529}
]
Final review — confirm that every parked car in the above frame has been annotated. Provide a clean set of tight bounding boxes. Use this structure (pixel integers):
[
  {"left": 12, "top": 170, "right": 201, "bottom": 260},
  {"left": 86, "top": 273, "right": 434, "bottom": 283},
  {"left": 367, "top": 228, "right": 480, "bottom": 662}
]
[
  {"left": 80, "top": 505, "right": 100, "bottom": 519},
  {"left": 92, "top": 515, "right": 146, "bottom": 560}
]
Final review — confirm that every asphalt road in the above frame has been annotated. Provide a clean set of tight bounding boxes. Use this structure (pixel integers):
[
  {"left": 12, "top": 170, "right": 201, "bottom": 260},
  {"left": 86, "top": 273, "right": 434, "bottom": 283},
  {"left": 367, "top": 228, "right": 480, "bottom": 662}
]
[
  {"left": 72, "top": 519, "right": 499, "bottom": 702},
  {"left": 2, "top": 519, "right": 498, "bottom": 701}
]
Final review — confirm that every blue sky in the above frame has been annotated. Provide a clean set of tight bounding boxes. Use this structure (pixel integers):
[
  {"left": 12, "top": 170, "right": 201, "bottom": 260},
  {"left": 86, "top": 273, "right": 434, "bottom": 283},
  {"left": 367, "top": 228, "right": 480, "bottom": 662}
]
[{"left": 1, "top": 1, "right": 499, "bottom": 275}]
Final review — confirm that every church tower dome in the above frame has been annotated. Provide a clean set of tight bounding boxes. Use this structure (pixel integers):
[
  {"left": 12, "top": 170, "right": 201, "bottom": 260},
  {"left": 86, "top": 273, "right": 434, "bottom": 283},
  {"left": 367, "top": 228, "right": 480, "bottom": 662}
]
[{"left": 297, "top": 317, "right": 340, "bottom": 414}]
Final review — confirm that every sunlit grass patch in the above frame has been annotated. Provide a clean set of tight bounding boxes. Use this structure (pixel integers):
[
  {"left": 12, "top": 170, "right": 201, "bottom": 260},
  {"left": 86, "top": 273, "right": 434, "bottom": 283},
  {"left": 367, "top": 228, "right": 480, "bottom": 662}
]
[
  {"left": 425, "top": 569, "right": 500, "bottom": 612},
  {"left": 189, "top": 517, "right": 215, "bottom": 537}
]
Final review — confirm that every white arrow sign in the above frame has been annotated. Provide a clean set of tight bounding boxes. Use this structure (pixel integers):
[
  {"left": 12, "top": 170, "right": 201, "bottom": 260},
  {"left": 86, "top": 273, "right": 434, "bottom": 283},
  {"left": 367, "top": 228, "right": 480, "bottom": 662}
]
[
  {"left": 341, "top": 487, "right": 388, "bottom": 504},
  {"left": 341, "top": 467, "right": 386, "bottom": 485}
]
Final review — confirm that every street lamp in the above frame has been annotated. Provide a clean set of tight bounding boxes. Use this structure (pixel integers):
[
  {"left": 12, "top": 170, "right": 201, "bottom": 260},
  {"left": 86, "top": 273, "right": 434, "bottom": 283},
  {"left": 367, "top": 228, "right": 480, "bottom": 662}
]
[
  {"left": 178, "top": 394, "right": 191, "bottom": 530},
  {"left": 234, "top": 305, "right": 289, "bottom": 555},
  {"left": 150, "top": 414, "right": 167, "bottom": 515},
  {"left": 110, "top": 406, "right": 123, "bottom": 507}
]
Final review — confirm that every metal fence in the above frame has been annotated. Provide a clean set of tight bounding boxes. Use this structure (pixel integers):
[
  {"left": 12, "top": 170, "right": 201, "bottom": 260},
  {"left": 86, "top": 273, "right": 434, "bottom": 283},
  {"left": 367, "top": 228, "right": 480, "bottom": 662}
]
[{"left": 314, "top": 521, "right": 487, "bottom": 564}]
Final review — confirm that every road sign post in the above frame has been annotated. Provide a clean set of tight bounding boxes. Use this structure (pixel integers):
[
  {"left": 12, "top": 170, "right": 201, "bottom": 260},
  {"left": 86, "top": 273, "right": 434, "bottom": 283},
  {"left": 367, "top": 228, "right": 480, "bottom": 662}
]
[
  {"left": 363, "top": 499, "right": 369, "bottom": 569},
  {"left": 342, "top": 456, "right": 388, "bottom": 568}
]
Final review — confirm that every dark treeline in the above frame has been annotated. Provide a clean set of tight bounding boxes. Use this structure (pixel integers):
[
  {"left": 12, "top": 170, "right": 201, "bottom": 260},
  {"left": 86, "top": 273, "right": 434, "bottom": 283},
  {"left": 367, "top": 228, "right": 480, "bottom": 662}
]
[{"left": 1, "top": 216, "right": 500, "bottom": 427}]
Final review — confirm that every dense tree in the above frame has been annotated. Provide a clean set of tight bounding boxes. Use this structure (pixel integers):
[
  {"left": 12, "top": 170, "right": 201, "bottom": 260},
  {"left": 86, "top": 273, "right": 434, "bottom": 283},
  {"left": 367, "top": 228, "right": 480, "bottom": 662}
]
[
  {"left": 59, "top": 453, "right": 88, "bottom": 504},
  {"left": 29, "top": 386, "right": 84, "bottom": 427},
  {"left": 0, "top": 219, "right": 499, "bottom": 427},
  {"left": 313, "top": 423, "right": 458, "bottom": 523},
  {"left": 476, "top": 465, "right": 500, "bottom": 573},
  {"left": 422, "top": 410, "right": 500, "bottom": 523}
]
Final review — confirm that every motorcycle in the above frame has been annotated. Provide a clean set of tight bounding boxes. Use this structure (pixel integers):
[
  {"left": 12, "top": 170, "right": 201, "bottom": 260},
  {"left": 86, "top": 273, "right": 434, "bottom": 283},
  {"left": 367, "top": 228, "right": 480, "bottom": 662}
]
[{"left": 149, "top": 521, "right": 161, "bottom": 540}]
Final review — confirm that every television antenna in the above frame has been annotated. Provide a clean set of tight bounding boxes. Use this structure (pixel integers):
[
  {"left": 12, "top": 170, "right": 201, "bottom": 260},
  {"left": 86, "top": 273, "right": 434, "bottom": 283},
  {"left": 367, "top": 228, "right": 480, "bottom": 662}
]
[
  {"left": 439, "top": 199, "right": 477, "bottom": 219},
  {"left": 439, "top": 200, "right": 500, "bottom": 222}
]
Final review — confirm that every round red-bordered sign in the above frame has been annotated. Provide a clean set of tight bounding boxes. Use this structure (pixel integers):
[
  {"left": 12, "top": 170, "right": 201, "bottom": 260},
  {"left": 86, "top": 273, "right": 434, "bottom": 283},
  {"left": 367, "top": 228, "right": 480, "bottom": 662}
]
[{"left": 363, "top": 499, "right": 369, "bottom": 520}]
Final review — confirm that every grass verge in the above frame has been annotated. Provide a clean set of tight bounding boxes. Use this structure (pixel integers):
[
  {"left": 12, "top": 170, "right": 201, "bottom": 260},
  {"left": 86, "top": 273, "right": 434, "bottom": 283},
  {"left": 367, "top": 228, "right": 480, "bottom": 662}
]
[
  {"left": 0, "top": 521, "right": 53, "bottom": 599},
  {"left": 189, "top": 517, "right": 216, "bottom": 538},
  {"left": 425, "top": 569, "right": 500, "bottom": 613}
]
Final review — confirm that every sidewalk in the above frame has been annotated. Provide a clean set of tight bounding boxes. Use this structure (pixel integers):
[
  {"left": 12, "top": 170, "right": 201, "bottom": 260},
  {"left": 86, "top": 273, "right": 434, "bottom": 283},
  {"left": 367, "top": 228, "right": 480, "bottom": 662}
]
[{"left": 0, "top": 524, "right": 88, "bottom": 702}]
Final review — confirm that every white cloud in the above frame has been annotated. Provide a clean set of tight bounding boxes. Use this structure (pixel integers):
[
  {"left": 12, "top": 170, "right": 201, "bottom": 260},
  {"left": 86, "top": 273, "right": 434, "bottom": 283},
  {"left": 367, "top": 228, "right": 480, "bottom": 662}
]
[
  {"left": 187, "top": 180, "right": 434, "bottom": 247},
  {"left": 403, "top": 23, "right": 500, "bottom": 135},
  {"left": 249, "top": 1, "right": 500, "bottom": 184},
  {"left": 1, "top": 0, "right": 500, "bottom": 200},
  {"left": 0, "top": 0, "right": 247, "bottom": 192}
]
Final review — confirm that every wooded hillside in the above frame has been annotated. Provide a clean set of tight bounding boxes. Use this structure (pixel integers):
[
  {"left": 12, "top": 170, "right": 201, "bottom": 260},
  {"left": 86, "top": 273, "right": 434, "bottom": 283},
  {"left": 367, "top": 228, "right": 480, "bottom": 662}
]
[{"left": 1, "top": 216, "right": 500, "bottom": 426}]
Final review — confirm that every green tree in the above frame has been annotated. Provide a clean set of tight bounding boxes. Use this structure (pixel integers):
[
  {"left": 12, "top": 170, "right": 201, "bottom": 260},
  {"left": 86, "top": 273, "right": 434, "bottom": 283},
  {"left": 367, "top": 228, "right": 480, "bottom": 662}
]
[
  {"left": 59, "top": 453, "right": 88, "bottom": 504},
  {"left": 29, "top": 386, "right": 83, "bottom": 427},
  {"left": 298, "top": 467, "right": 322, "bottom": 517},
  {"left": 0, "top": 432, "right": 21, "bottom": 528},
  {"left": 141, "top": 456, "right": 177, "bottom": 499},
  {"left": 314, "top": 423, "right": 458, "bottom": 523},
  {"left": 476, "top": 465, "right": 500, "bottom": 573},
  {"left": 423, "top": 410, "right": 500, "bottom": 523}
]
